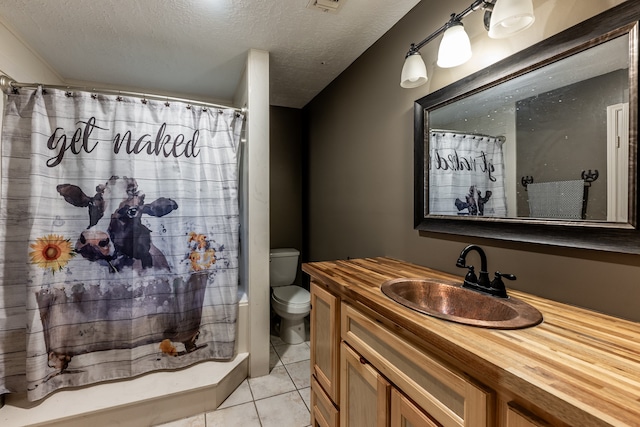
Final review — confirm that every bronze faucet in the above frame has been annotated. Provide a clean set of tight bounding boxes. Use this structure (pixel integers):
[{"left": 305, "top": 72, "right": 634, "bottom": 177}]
[{"left": 455, "top": 244, "right": 515, "bottom": 298}]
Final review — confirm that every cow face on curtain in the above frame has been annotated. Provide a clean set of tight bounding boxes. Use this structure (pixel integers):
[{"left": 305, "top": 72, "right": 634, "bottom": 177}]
[{"left": 57, "top": 176, "right": 179, "bottom": 271}]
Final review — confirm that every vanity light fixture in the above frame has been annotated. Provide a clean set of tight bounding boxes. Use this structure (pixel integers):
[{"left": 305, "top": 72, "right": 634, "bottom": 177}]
[
  {"left": 437, "top": 18, "right": 472, "bottom": 68},
  {"left": 488, "top": 0, "right": 535, "bottom": 38},
  {"left": 400, "top": 0, "right": 535, "bottom": 88}
]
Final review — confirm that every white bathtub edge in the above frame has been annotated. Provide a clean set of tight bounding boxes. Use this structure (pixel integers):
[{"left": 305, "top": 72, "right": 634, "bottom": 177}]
[{"left": 0, "top": 352, "right": 249, "bottom": 427}]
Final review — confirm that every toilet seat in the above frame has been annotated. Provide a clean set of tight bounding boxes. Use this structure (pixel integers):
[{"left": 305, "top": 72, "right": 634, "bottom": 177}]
[{"left": 272, "top": 285, "right": 310, "bottom": 308}]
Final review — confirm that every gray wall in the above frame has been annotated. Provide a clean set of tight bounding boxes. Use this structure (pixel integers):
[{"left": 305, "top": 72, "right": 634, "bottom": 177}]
[
  {"left": 515, "top": 70, "right": 627, "bottom": 219},
  {"left": 304, "top": 0, "right": 640, "bottom": 321},
  {"left": 270, "top": 106, "right": 303, "bottom": 284}
]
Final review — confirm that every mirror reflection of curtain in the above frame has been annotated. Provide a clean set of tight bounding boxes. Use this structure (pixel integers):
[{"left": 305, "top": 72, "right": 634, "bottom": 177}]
[{"left": 429, "top": 131, "right": 507, "bottom": 217}]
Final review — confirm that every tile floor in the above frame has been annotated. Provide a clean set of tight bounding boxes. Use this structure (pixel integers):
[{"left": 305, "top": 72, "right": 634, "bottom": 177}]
[{"left": 157, "top": 324, "right": 312, "bottom": 427}]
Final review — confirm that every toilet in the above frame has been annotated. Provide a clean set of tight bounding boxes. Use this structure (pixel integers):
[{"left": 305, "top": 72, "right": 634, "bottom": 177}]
[{"left": 270, "top": 248, "right": 310, "bottom": 344}]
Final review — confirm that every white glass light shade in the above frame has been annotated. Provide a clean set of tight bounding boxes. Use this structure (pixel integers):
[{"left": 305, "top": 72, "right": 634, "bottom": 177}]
[
  {"left": 437, "top": 23, "right": 472, "bottom": 68},
  {"left": 400, "top": 52, "right": 428, "bottom": 88},
  {"left": 488, "top": 0, "right": 535, "bottom": 39}
]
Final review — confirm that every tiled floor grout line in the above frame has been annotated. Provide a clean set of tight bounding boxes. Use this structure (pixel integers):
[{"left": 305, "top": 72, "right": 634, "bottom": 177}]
[
  {"left": 277, "top": 353, "right": 311, "bottom": 414},
  {"left": 240, "top": 388, "right": 309, "bottom": 405},
  {"left": 253, "top": 400, "right": 263, "bottom": 427},
  {"left": 248, "top": 374, "right": 263, "bottom": 427}
]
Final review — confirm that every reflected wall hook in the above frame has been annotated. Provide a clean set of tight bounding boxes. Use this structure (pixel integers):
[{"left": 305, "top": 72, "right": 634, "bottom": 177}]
[
  {"left": 521, "top": 176, "right": 534, "bottom": 190},
  {"left": 581, "top": 169, "right": 599, "bottom": 186}
]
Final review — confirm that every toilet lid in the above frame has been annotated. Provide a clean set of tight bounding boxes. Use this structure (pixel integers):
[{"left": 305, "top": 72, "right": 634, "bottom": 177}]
[{"left": 273, "top": 286, "right": 310, "bottom": 306}]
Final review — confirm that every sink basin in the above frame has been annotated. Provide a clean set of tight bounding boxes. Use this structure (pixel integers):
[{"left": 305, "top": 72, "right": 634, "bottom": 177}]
[{"left": 381, "top": 278, "right": 543, "bottom": 329}]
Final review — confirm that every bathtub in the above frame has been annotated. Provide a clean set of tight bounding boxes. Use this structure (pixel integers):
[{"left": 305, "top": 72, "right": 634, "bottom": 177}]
[{"left": 34, "top": 271, "right": 209, "bottom": 373}]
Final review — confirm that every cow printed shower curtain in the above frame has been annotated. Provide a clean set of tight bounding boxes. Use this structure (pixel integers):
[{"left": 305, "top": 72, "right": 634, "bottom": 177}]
[{"left": 0, "top": 87, "right": 243, "bottom": 400}]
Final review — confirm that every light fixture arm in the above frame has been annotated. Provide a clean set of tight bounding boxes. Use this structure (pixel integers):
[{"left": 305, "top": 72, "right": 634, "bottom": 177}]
[
  {"left": 401, "top": 0, "right": 533, "bottom": 88},
  {"left": 483, "top": 1, "right": 496, "bottom": 31},
  {"left": 407, "top": 0, "right": 494, "bottom": 56}
]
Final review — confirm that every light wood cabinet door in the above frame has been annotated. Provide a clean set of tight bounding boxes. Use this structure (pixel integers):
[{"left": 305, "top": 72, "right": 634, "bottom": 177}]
[
  {"left": 504, "top": 403, "right": 554, "bottom": 427},
  {"left": 391, "top": 388, "right": 441, "bottom": 427},
  {"left": 311, "top": 281, "right": 341, "bottom": 403},
  {"left": 340, "top": 342, "right": 391, "bottom": 427},
  {"left": 311, "top": 375, "right": 339, "bottom": 427}
]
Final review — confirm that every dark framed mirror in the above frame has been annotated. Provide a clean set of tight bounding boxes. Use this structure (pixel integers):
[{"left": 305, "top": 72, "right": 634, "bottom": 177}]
[{"left": 414, "top": 1, "right": 640, "bottom": 254}]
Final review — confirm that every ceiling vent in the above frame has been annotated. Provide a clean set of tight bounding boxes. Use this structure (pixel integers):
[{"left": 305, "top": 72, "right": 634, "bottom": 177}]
[{"left": 306, "top": 0, "right": 346, "bottom": 14}]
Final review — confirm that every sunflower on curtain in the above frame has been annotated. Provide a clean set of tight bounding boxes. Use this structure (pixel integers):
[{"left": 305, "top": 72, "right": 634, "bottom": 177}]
[{"left": 0, "top": 87, "right": 243, "bottom": 400}]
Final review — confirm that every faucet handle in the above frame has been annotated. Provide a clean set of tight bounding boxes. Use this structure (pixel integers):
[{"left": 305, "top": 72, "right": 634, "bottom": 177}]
[
  {"left": 495, "top": 272, "right": 516, "bottom": 281},
  {"left": 462, "top": 265, "right": 478, "bottom": 286},
  {"left": 489, "top": 271, "right": 516, "bottom": 298},
  {"left": 456, "top": 256, "right": 477, "bottom": 284}
]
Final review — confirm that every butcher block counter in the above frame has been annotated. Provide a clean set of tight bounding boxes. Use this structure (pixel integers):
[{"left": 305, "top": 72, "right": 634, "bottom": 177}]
[{"left": 303, "top": 257, "right": 640, "bottom": 427}]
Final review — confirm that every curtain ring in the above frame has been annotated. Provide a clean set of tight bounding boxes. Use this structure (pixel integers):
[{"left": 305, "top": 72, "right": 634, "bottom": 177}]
[
  {"left": 91, "top": 93, "right": 98, "bottom": 99},
  {"left": 141, "top": 95, "right": 148, "bottom": 104},
  {"left": 186, "top": 104, "right": 192, "bottom": 110}
]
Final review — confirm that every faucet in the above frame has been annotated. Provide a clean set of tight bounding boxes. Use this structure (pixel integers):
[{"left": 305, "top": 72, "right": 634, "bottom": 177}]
[{"left": 455, "top": 244, "right": 515, "bottom": 298}]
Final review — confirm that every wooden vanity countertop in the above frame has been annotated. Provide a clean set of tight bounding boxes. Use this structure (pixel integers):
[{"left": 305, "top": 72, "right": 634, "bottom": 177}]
[{"left": 302, "top": 257, "right": 640, "bottom": 427}]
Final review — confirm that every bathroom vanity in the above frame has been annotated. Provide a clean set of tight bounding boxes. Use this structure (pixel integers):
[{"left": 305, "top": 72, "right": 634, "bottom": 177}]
[{"left": 303, "top": 257, "right": 640, "bottom": 427}]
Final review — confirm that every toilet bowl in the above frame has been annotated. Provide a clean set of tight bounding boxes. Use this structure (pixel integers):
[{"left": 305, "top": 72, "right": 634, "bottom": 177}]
[
  {"left": 271, "top": 285, "right": 310, "bottom": 344},
  {"left": 270, "top": 248, "right": 310, "bottom": 344}
]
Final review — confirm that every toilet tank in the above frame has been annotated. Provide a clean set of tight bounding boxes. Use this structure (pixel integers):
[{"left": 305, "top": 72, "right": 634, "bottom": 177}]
[{"left": 270, "top": 248, "right": 300, "bottom": 287}]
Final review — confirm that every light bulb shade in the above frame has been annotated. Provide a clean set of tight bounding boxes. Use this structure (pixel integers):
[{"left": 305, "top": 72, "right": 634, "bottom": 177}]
[
  {"left": 437, "top": 23, "right": 472, "bottom": 68},
  {"left": 400, "top": 52, "right": 428, "bottom": 88},
  {"left": 488, "top": 0, "right": 535, "bottom": 39}
]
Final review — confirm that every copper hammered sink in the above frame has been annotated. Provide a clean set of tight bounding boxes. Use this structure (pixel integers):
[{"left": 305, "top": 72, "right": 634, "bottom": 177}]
[{"left": 381, "top": 278, "right": 543, "bottom": 329}]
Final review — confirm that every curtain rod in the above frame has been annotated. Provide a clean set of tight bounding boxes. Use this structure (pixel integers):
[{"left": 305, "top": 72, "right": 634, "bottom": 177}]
[
  {"left": 0, "top": 75, "right": 246, "bottom": 114},
  {"left": 431, "top": 128, "right": 506, "bottom": 143}
]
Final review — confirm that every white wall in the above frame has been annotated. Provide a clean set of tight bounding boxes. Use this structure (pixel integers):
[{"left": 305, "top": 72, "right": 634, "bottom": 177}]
[
  {"left": 0, "top": 16, "right": 62, "bottom": 84},
  {"left": 238, "top": 49, "right": 271, "bottom": 378}
]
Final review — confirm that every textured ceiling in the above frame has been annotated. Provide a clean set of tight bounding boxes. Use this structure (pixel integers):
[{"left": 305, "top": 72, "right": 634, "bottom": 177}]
[{"left": 0, "top": 0, "right": 421, "bottom": 108}]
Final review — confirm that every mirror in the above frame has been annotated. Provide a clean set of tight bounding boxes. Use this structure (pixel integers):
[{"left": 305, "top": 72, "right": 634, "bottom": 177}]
[{"left": 414, "top": 2, "right": 640, "bottom": 254}]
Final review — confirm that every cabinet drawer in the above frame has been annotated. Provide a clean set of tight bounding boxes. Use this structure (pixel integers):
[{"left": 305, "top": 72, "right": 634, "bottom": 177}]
[
  {"left": 312, "top": 375, "right": 339, "bottom": 427},
  {"left": 341, "top": 303, "right": 491, "bottom": 427}
]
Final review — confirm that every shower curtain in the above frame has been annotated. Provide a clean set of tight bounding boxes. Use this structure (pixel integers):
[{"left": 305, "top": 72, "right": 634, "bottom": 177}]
[
  {"left": 429, "top": 131, "right": 507, "bottom": 217},
  {"left": 0, "top": 87, "right": 243, "bottom": 401}
]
